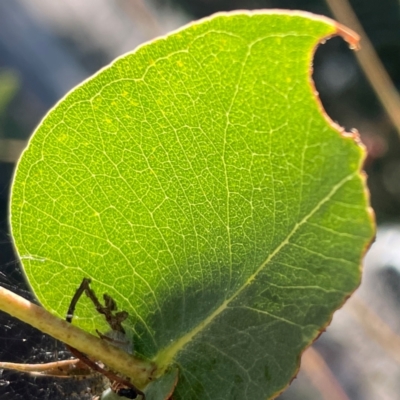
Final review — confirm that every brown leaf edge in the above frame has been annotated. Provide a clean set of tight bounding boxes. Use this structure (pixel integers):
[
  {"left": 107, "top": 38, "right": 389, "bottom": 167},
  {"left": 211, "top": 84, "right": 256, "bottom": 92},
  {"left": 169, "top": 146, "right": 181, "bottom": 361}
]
[{"left": 267, "top": 11, "right": 376, "bottom": 400}]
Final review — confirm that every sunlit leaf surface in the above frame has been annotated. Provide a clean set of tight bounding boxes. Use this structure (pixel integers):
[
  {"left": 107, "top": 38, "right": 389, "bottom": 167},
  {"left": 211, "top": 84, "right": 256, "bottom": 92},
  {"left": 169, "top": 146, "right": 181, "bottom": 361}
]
[{"left": 11, "top": 11, "right": 374, "bottom": 399}]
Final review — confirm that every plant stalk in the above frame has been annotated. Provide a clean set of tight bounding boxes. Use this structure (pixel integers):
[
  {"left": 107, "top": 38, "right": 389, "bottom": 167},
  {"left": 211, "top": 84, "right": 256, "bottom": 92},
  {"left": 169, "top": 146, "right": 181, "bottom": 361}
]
[{"left": 0, "top": 285, "right": 156, "bottom": 389}]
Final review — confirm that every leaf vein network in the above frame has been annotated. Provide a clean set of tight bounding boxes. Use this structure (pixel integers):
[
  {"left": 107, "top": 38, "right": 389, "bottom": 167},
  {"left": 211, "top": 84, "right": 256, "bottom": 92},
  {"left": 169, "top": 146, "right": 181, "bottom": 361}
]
[{"left": 157, "top": 171, "right": 357, "bottom": 364}]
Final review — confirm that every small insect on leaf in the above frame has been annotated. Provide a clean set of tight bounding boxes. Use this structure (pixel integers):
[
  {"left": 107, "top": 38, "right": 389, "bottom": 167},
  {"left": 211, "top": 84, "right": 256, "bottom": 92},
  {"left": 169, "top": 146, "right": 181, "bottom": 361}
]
[{"left": 66, "top": 278, "right": 144, "bottom": 399}]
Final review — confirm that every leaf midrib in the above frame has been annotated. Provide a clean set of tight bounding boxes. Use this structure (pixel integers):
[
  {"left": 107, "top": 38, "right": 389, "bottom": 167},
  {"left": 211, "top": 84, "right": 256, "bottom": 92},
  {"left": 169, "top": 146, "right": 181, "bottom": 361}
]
[{"left": 154, "top": 171, "right": 356, "bottom": 369}]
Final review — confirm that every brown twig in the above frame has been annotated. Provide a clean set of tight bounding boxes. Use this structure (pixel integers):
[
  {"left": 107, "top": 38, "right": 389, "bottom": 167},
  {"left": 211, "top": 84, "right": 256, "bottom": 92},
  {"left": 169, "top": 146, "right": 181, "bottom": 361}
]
[
  {"left": 325, "top": 0, "right": 400, "bottom": 136},
  {"left": 0, "top": 358, "right": 91, "bottom": 378}
]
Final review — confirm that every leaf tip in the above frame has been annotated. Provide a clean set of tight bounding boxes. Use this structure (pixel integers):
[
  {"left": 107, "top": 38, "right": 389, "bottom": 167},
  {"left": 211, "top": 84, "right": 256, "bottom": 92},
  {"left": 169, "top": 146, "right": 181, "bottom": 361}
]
[{"left": 334, "top": 21, "right": 361, "bottom": 50}]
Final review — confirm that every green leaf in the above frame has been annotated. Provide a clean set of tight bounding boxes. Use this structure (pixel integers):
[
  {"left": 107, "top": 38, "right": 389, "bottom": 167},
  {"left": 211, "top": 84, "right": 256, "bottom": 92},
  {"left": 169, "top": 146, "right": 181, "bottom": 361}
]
[
  {"left": 11, "top": 10, "right": 374, "bottom": 399},
  {"left": 144, "top": 367, "right": 179, "bottom": 400}
]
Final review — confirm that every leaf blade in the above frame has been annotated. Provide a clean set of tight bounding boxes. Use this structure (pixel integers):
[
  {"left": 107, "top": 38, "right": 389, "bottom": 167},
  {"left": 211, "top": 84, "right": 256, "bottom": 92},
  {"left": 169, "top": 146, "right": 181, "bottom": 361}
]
[{"left": 11, "top": 11, "right": 374, "bottom": 399}]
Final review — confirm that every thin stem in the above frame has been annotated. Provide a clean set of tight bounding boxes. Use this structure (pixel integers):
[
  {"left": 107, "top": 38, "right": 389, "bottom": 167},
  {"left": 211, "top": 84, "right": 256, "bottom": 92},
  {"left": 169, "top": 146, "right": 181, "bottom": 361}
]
[
  {"left": 0, "top": 285, "right": 156, "bottom": 389},
  {"left": 0, "top": 358, "right": 92, "bottom": 378},
  {"left": 347, "top": 296, "right": 400, "bottom": 365},
  {"left": 302, "top": 346, "right": 350, "bottom": 400},
  {"left": 325, "top": 0, "right": 400, "bottom": 136}
]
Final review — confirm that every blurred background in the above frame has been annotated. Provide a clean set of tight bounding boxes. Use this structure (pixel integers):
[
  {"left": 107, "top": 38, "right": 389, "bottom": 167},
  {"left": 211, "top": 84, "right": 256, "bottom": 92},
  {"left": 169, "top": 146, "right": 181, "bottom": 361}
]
[{"left": 1, "top": 0, "right": 400, "bottom": 399}]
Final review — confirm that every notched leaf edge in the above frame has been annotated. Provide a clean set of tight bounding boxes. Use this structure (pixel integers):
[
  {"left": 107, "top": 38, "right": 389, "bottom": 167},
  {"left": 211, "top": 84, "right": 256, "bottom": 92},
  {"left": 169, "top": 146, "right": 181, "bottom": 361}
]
[{"left": 271, "top": 16, "right": 375, "bottom": 400}]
